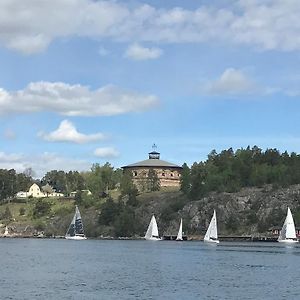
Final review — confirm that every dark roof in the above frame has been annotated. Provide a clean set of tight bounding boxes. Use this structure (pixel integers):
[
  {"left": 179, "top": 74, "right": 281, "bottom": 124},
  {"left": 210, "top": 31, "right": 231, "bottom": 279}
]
[
  {"left": 149, "top": 151, "right": 160, "bottom": 154},
  {"left": 122, "top": 158, "right": 182, "bottom": 169}
]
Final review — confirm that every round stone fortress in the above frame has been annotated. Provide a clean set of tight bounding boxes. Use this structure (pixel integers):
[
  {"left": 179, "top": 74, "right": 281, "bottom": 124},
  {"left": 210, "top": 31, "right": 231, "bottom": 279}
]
[{"left": 122, "top": 146, "right": 182, "bottom": 190}]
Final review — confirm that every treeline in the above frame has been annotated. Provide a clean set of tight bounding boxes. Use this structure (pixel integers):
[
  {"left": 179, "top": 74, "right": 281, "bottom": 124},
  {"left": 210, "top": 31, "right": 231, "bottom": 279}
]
[
  {"left": 181, "top": 146, "right": 300, "bottom": 199},
  {"left": 41, "top": 163, "right": 122, "bottom": 197},
  {"left": 0, "top": 163, "right": 123, "bottom": 202},
  {"left": 0, "top": 168, "right": 33, "bottom": 200}
]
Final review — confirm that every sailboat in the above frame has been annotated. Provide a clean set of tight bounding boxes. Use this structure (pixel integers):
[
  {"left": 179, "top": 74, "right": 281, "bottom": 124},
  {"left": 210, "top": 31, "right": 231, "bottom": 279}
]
[
  {"left": 204, "top": 209, "right": 219, "bottom": 244},
  {"left": 176, "top": 218, "right": 183, "bottom": 241},
  {"left": 278, "top": 207, "right": 298, "bottom": 243},
  {"left": 144, "top": 215, "right": 161, "bottom": 241},
  {"left": 3, "top": 226, "right": 9, "bottom": 237},
  {"left": 65, "top": 205, "right": 87, "bottom": 240}
]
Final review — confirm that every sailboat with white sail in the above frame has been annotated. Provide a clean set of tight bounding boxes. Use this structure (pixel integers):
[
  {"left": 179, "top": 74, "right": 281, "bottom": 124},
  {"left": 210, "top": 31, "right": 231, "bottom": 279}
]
[
  {"left": 278, "top": 207, "right": 298, "bottom": 243},
  {"left": 144, "top": 215, "right": 161, "bottom": 241},
  {"left": 176, "top": 218, "right": 183, "bottom": 241},
  {"left": 204, "top": 209, "right": 219, "bottom": 244},
  {"left": 3, "top": 226, "right": 9, "bottom": 237},
  {"left": 65, "top": 205, "right": 87, "bottom": 240}
]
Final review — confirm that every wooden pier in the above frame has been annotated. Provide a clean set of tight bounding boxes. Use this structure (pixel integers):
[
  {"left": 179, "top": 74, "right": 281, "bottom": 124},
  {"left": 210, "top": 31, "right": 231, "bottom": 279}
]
[{"left": 219, "top": 236, "right": 278, "bottom": 242}]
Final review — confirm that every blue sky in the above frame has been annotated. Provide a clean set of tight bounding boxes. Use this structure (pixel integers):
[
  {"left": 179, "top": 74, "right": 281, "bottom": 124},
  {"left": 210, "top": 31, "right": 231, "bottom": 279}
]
[{"left": 1, "top": 0, "right": 300, "bottom": 177}]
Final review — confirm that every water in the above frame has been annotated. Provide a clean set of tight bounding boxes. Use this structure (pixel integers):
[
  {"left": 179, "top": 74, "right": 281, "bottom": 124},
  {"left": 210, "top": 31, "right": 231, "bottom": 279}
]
[{"left": 0, "top": 239, "right": 299, "bottom": 299}]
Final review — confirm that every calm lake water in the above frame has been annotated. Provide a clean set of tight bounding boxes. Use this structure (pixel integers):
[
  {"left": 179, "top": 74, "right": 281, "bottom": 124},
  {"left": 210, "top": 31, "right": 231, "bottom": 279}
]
[{"left": 0, "top": 239, "right": 299, "bottom": 300}]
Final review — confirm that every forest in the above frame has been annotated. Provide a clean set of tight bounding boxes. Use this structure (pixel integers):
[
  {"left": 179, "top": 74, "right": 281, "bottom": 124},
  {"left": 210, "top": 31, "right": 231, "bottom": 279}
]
[
  {"left": 1, "top": 146, "right": 300, "bottom": 237},
  {"left": 181, "top": 146, "right": 300, "bottom": 199}
]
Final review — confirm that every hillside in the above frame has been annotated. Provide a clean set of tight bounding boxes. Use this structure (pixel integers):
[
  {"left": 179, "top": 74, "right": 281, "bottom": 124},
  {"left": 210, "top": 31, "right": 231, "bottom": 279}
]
[{"left": 1, "top": 184, "right": 300, "bottom": 238}]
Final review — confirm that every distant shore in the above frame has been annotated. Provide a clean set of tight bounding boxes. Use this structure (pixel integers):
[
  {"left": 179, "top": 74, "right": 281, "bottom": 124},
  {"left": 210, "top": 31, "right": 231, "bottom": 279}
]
[{"left": 0, "top": 235, "right": 280, "bottom": 242}]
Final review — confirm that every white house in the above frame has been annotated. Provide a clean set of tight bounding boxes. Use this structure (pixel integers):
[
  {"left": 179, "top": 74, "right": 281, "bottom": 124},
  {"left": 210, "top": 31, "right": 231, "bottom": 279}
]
[
  {"left": 16, "top": 183, "right": 64, "bottom": 199},
  {"left": 28, "top": 183, "right": 44, "bottom": 198}
]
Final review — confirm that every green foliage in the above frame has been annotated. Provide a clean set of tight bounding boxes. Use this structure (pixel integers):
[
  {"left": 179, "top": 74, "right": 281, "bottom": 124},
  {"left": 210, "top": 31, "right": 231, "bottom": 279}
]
[
  {"left": 0, "top": 169, "right": 18, "bottom": 200},
  {"left": 184, "top": 146, "right": 300, "bottom": 200},
  {"left": 53, "top": 205, "right": 73, "bottom": 217},
  {"left": 41, "top": 170, "right": 86, "bottom": 195},
  {"left": 120, "top": 171, "right": 137, "bottom": 196},
  {"left": 19, "top": 207, "right": 26, "bottom": 216},
  {"left": 86, "top": 163, "right": 116, "bottom": 197},
  {"left": 2, "top": 206, "right": 12, "bottom": 220},
  {"left": 42, "top": 184, "right": 54, "bottom": 197},
  {"left": 160, "top": 197, "right": 187, "bottom": 222},
  {"left": 74, "top": 190, "right": 83, "bottom": 205},
  {"left": 33, "top": 220, "right": 46, "bottom": 231},
  {"left": 16, "top": 172, "right": 33, "bottom": 192},
  {"left": 147, "top": 169, "right": 160, "bottom": 192},
  {"left": 33, "top": 199, "right": 52, "bottom": 218},
  {"left": 98, "top": 198, "right": 120, "bottom": 226},
  {"left": 180, "top": 163, "right": 191, "bottom": 194},
  {"left": 225, "top": 215, "right": 238, "bottom": 232},
  {"left": 246, "top": 211, "right": 258, "bottom": 225},
  {"left": 114, "top": 207, "right": 136, "bottom": 237}
]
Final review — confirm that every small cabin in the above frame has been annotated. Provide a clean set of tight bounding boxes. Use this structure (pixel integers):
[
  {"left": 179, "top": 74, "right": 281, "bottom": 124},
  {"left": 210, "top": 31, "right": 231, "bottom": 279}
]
[{"left": 269, "top": 226, "right": 300, "bottom": 237}]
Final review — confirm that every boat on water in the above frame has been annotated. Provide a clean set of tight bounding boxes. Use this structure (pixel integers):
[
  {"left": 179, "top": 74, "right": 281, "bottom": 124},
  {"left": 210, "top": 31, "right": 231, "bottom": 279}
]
[
  {"left": 65, "top": 205, "right": 87, "bottom": 240},
  {"left": 278, "top": 207, "right": 298, "bottom": 243},
  {"left": 176, "top": 218, "right": 183, "bottom": 241},
  {"left": 3, "top": 226, "right": 9, "bottom": 237},
  {"left": 145, "top": 215, "right": 162, "bottom": 241},
  {"left": 204, "top": 209, "right": 219, "bottom": 244}
]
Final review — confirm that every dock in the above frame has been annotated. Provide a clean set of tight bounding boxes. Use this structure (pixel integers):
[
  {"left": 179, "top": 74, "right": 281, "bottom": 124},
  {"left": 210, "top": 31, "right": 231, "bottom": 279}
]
[
  {"left": 163, "top": 235, "right": 188, "bottom": 241},
  {"left": 219, "top": 236, "right": 278, "bottom": 242}
]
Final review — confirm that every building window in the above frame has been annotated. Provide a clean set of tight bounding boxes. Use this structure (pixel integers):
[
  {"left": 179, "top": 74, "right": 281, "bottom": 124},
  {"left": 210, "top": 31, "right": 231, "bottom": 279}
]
[
  {"left": 171, "top": 173, "right": 173, "bottom": 177},
  {"left": 162, "top": 173, "right": 165, "bottom": 176},
  {"left": 134, "top": 171, "right": 138, "bottom": 176}
]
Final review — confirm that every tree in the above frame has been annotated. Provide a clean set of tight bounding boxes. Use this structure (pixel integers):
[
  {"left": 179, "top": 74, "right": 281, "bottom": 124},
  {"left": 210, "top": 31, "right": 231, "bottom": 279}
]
[
  {"left": 86, "top": 163, "right": 117, "bottom": 197},
  {"left": 98, "top": 198, "right": 120, "bottom": 225},
  {"left": 65, "top": 171, "right": 85, "bottom": 195},
  {"left": 2, "top": 206, "right": 12, "bottom": 220},
  {"left": 42, "top": 170, "right": 67, "bottom": 194},
  {"left": 42, "top": 183, "right": 54, "bottom": 197},
  {"left": 19, "top": 207, "right": 26, "bottom": 216},
  {"left": 101, "top": 162, "right": 115, "bottom": 193},
  {"left": 114, "top": 207, "right": 136, "bottom": 237},
  {"left": 180, "top": 163, "right": 191, "bottom": 194},
  {"left": 16, "top": 172, "right": 33, "bottom": 192},
  {"left": 0, "top": 169, "right": 17, "bottom": 201},
  {"left": 120, "top": 171, "right": 136, "bottom": 194},
  {"left": 148, "top": 169, "right": 160, "bottom": 192},
  {"left": 33, "top": 199, "right": 52, "bottom": 218}
]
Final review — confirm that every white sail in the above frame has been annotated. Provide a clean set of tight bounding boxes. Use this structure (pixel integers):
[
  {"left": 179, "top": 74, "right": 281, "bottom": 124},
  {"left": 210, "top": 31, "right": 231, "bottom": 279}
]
[
  {"left": 145, "top": 215, "right": 161, "bottom": 241},
  {"left": 65, "top": 205, "right": 87, "bottom": 240},
  {"left": 278, "top": 207, "right": 298, "bottom": 243},
  {"left": 204, "top": 210, "right": 219, "bottom": 243},
  {"left": 3, "top": 226, "right": 9, "bottom": 237},
  {"left": 176, "top": 218, "right": 183, "bottom": 241}
]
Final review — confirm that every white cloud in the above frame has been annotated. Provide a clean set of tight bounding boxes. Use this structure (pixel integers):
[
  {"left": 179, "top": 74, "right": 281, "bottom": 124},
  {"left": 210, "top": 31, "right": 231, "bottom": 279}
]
[
  {"left": 1, "top": 1, "right": 300, "bottom": 54},
  {"left": 125, "top": 43, "right": 163, "bottom": 60},
  {"left": 0, "top": 81, "right": 159, "bottom": 116},
  {"left": 0, "top": 151, "right": 91, "bottom": 178},
  {"left": 94, "top": 147, "right": 119, "bottom": 158},
  {"left": 39, "top": 120, "right": 106, "bottom": 144},
  {"left": 205, "top": 68, "right": 256, "bottom": 95}
]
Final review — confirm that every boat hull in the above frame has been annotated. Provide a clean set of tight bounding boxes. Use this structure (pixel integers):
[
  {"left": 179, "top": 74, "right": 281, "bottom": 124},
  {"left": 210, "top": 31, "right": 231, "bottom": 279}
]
[
  {"left": 65, "top": 235, "right": 87, "bottom": 240},
  {"left": 278, "top": 239, "right": 298, "bottom": 243},
  {"left": 204, "top": 239, "right": 220, "bottom": 244},
  {"left": 145, "top": 237, "right": 162, "bottom": 241}
]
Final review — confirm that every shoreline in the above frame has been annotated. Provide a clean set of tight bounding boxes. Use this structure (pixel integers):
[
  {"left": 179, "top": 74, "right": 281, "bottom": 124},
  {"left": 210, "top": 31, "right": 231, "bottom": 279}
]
[{"left": 0, "top": 235, "right": 281, "bottom": 242}]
